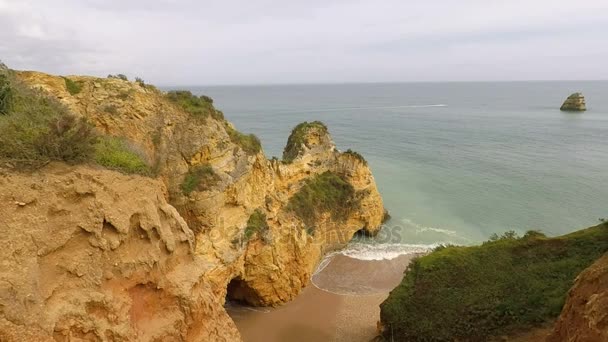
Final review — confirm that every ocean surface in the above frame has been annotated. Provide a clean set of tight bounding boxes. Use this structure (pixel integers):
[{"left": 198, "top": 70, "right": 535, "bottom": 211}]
[{"left": 182, "top": 81, "right": 608, "bottom": 259}]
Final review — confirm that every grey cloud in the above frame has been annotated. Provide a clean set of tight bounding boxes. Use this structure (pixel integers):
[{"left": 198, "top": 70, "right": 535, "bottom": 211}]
[{"left": 0, "top": 0, "right": 607, "bottom": 84}]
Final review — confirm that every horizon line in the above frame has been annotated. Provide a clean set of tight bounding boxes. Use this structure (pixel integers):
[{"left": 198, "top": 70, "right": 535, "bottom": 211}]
[{"left": 162, "top": 78, "right": 608, "bottom": 89}]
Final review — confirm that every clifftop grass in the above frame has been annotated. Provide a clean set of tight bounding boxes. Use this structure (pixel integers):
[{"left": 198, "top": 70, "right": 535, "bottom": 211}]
[
  {"left": 0, "top": 70, "right": 150, "bottom": 174},
  {"left": 286, "top": 171, "right": 358, "bottom": 230},
  {"left": 94, "top": 137, "right": 150, "bottom": 175},
  {"left": 343, "top": 149, "right": 367, "bottom": 165},
  {"left": 166, "top": 90, "right": 223, "bottom": 120},
  {"left": 0, "top": 71, "right": 96, "bottom": 166},
  {"left": 283, "top": 121, "right": 327, "bottom": 162},
  {"left": 380, "top": 223, "right": 608, "bottom": 341}
]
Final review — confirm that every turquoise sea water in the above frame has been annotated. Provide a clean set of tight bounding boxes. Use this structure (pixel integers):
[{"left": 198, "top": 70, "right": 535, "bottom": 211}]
[{"left": 184, "top": 82, "right": 608, "bottom": 253}]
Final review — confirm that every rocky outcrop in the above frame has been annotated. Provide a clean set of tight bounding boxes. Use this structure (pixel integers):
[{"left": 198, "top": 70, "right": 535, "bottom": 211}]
[
  {"left": 0, "top": 164, "right": 240, "bottom": 341},
  {"left": 547, "top": 252, "right": 608, "bottom": 342},
  {"left": 0, "top": 71, "right": 385, "bottom": 340},
  {"left": 560, "top": 93, "right": 586, "bottom": 111}
]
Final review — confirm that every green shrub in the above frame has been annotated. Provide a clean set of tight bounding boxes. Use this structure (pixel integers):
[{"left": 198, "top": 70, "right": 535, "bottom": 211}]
[
  {"left": 117, "top": 91, "right": 130, "bottom": 100},
  {"left": 286, "top": 171, "right": 358, "bottom": 230},
  {"left": 283, "top": 121, "right": 327, "bottom": 162},
  {"left": 487, "top": 230, "right": 519, "bottom": 243},
  {"left": 63, "top": 77, "right": 82, "bottom": 95},
  {"left": 0, "top": 74, "right": 96, "bottom": 166},
  {"left": 0, "top": 73, "right": 12, "bottom": 114},
  {"left": 36, "top": 114, "right": 96, "bottom": 163},
  {"left": 226, "top": 126, "right": 261, "bottom": 155},
  {"left": 108, "top": 74, "right": 128, "bottom": 81},
  {"left": 94, "top": 136, "right": 150, "bottom": 175},
  {"left": 166, "top": 90, "right": 222, "bottom": 120},
  {"left": 243, "top": 209, "right": 269, "bottom": 241},
  {"left": 135, "top": 77, "right": 145, "bottom": 87},
  {"left": 180, "top": 164, "right": 219, "bottom": 194},
  {"left": 380, "top": 224, "right": 608, "bottom": 341},
  {"left": 343, "top": 149, "right": 367, "bottom": 165}
]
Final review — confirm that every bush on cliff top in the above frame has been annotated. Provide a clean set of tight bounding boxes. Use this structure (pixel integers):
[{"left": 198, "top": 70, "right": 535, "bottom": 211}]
[
  {"left": 166, "top": 90, "right": 223, "bottom": 120},
  {"left": 286, "top": 171, "right": 358, "bottom": 230},
  {"left": 0, "top": 72, "right": 96, "bottom": 166},
  {"left": 0, "top": 73, "right": 12, "bottom": 114},
  {"left": 226, "top": 125, "right": 262, "bottom": 156},
  {"left": 380, "top": 223, "right": 608, "bottom": 341},
  {"left": 282, "top": 121, "right": 328, "bottom": 163},
  {"left": 343, "top": 149, "right": 367, "bottom": 165}
]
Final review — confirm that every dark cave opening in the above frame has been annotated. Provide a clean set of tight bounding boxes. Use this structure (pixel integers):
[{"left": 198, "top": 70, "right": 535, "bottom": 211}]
[{"left": 225, "top": 277, "right": 260, "bottom": 307}]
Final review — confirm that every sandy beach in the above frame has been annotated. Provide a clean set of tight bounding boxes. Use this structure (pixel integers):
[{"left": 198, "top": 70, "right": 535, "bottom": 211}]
[{"left": 227, "top": 254, "right": 418, "bottom": 342}]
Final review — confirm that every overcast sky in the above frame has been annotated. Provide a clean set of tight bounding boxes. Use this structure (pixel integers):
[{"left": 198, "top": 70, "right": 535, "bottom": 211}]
[{"left": 1, "top": 0, "right": 607, "bottom": 85}]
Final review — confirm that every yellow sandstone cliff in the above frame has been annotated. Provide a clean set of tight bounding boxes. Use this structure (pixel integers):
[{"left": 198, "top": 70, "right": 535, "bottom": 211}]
[{"left": 0, "top": 71, "right": 385, "bottom": 341}]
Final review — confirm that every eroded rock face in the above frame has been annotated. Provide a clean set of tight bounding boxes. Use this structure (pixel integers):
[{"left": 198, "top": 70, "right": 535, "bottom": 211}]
[
  {"left": 547, "top": 252, "right": 608, "bottom": 342},
  {"left": 560, "top": 92, "right": 586, "bottom": 111},
  {"left": 0, "top": 164, "right": 240, "bottom": 342},
  {"left": 2, "top": 71, "right": 385, "bottom": 340}
]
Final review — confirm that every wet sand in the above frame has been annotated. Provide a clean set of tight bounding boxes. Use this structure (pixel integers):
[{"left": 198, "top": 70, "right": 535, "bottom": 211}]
[{"left": 227, "top": 254, "right": 418, "bottom": 342}]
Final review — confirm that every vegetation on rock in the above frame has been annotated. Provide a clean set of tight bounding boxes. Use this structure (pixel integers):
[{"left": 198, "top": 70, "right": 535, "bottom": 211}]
[
  {"left": 93, "top": 136, "right": 150, "bottom": 175},
  {"left": 102, "top": 104, "right": 118, "bottom": 114},
  {"left": 180, "top": 164, "right": 219, "bottom": 194},
  {"left": 0, "top": 73, "right": 12, "bottom": 114},
  {"left": 226, "top": 125, "right": 262, "bottom": 155},
  {"left": 283, "top": 121, "right": 328, "bottom": 162},
  {"left": 63, "top": 77, "right": 82, "bottom": 95},
  {"left": 166, "top": 90, "right": 223, "bottom": 120},
  {"left": 0, "top": 72, "right": 96, "bottom": 166},
  {"left": 107, "top": 74, "right": 128, "bottom": 81},
  {"left": 343, "top": 149, "right": 367, "bottom": 165},
  {"left": 287, "top": 171, "right": 358, "bottom": 230},
  {"left": 244, "top": 209, "right": 270, "bottom": 241},
  {"left": 380, "top": 223, "right": 608, "bottom": 341}
]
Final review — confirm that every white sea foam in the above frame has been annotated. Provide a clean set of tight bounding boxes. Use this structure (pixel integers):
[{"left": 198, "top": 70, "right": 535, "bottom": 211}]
[
  {"left": 400, "top": 218, "right": 458, "bottom": 236},
  {"left": 333, "top": 242, "right": 437, "bottom": 261}
]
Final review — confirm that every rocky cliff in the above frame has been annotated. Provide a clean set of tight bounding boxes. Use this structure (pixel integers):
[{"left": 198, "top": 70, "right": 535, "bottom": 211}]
[
  {"left": 0, "top": 71, "right": 385, "bottom": 341},
  {"left": 547, "top": 251, "right": 608, "bottom": 342}
]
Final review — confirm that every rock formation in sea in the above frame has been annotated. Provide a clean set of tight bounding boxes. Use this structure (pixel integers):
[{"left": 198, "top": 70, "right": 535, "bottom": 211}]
[
  {"left": 0, "top": 70, "right": 385, "bottom": 341},
  {"left": 560, "top": 92, "right": 586, "bottom": 111}
]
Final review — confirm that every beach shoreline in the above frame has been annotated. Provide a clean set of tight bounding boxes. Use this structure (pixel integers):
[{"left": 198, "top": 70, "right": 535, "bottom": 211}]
[{"left": 227, "top": 253, "right": 418, "bottom": 342}]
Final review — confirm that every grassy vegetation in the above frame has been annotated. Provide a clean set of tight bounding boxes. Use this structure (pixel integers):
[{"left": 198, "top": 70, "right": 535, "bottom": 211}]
[
  {"left": 0, "top": 72, "right": 96, "bottom": 166},
  {"left": 343, "top": 149, "right": 367, "bottom": 165},
  {"left": 93, "top": 136, "right": 150, "bottom": 175},
  {"left": 108, "top": 74, "right": 128, "bottom": 81},
  {"left": 117, "top": 90, "right": 131, "bottom": 100},
  {"left": 244, "top": 209, "right": 269, "bottom": 241},
  {"left": 282, "top": 121, "right": 328, "bottom": 162},
  {"left": 166, "top": 90, "right": 223, "bottom": 120},
  {"left": 286, "top": 171, "right": 358, "bottom": 230},
  {"left": 0, "top": 73, "right": 12, "bottom": 114},
  {"left": 63, "top": 77, "right": 83, "bottom": 95},
  {"left": 226, "top": 125, "right": 262, "bottom": 155},
  {"left": 180, "top": 164, "right": 219, "bottom": 195},
  {"left": 135, "top": 77, "right": 145, "bottom": 87},
  {"left": 102, "top": 104, "right": 118, "bottom": 114},
  {"left": 380, "top": 223, "right": 608, "bottom": 341}
]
